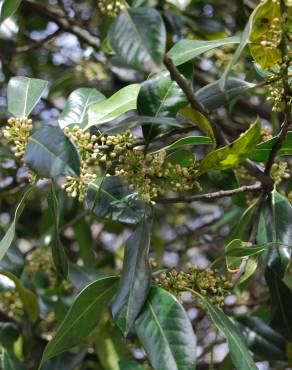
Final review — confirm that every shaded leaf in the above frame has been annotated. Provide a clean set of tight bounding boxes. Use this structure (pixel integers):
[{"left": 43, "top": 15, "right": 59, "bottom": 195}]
[
  {"left": 135, "top": 287, "right": 196, "bottom": 370},
  {"left": 166, "top": 148, "right": 196, "bottom": 167},
  {"left": 197, "top": 119, "right": 260, "bottom": 175},
  {"left": 59, "top": 88, "right": 105, "bottom": 129},
  {"left": 111, "top": 214, "right": 152, "bottom": 335},
  {"left": 86, "top": 176, "right": 145, "bottom": 225},
  {"left": 196, "top": 77, "right": 255, "bottom": 111},
  {"left": 168, "top": 36, "right": 240, "bottom": 66},
  {"left": 155, "top": 135, "right": 212, "bottom": 153},
  {"left": 24, "top": 125, "right": 80, "bottom": 178},
  {"left": 236, "top": 315, "right": 287, "bottom": 361},
  {"left": 41, "top": 276, "right": 119, "bottom": 364},
  {"left": 87, "top": 84, "right": 140, "bottom": 129},
  {"left": 7, "top": 76, "right": 48, "bottom": 117},
  {"left": 48, "top": 183, "right": 69, "bottom": 279},
  {"left": 202, "top": 297, "right": 258, "bottom": 370},
  {"left": 0, "top": 270, "right": 39, "bottom": 322},
  {"left": 0, "top": 187, "right": 33, "bottom": 262},
  {"left": 108, "top": 8, "right": 166, "bottom": 72}
]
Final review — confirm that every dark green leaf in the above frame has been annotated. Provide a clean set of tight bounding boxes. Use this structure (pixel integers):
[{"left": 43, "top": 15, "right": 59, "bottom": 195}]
[
  {"left": 0, "top": 349, "right": 26, "bottom": 370},
  {"left": 156, "top": 135, "right": 212, "bottom": 152},
  {"left": 86, "top": 176, "right": 145, "bottom": 224},
  {"left": 236, "top": 315, "right": 287, "bottom": 361},
  {"left": 0, "top": 322, "right": 19, "bottom": 347},
  {"left": 41, "top": 276, "right": 119, "bottom": 364},
  {"left": 137, "top": 71, "right": 187, "bottom": 139},
  {"left": 257, "top": 191, "right": 292, "bottom": 277},
  {"left": 250, "top": 132, "right": 292, "bottom": 162},
  {"left": 108, "top": 8, "right": 166, "bottom": 72},
  {"left": 87, "top": 84, "right": 140, "bottom": 129},
  {"left": 0, "top": 0, "right": 22, "bottom": 24},
  {"left": 59, "top": 88, "right": 105, "bottom": 129},
  {"left": 196, "top": 77, "right": 255, "bottom": 111},
  {"left": 24, "top": 125, "right": 80, "bottom": 178},
  {"left": 48, "top": 183, "right": 69, "bottom": 279},
  {"left": 168, "top": 36, "right": 240, "bottom": 66},
  {"left": 197, "top": 119, "right": 261, "bottom": 175},
  {"left": 111, "top": 214, "right": 152, "bottom": 335},
  {"left": 7, "top": 76, "right": 48, "bottom": 117},
  {"left": 135, "top": 287, "right": 197, "bottom": 370},
  {"left": 119, "top": 359, "right": 145, "bottom": 370},
  {"left": 166, "top": 148, "right": 196, "bottom": 167},
  {"left": 0, "top": 187, "right": 33, "bottom": 261},
  {"left": 202, "top": 297, "right": 258, "bottom": 370}
]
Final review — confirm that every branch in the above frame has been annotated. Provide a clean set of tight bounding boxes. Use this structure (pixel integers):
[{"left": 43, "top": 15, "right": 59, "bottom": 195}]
[
  {"left": 22, "top": 0, "right": 100, "bottom": 49},
  {"left": 16, "top": 29, "right": 62, "bottom": 53},
  {"left": 163, "top": 56, "right": 227, "bottom": 146},
  {"left": 155, "top": 182, "right": 262, "bottom": 204}
]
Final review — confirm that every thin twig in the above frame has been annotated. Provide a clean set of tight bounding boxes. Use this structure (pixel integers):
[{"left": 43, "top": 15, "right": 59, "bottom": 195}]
[{"left": 155, "top": 182, "right": 262, "bottom": 204}]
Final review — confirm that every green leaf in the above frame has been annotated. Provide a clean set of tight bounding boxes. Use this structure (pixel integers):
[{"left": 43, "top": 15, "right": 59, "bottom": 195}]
[
  {"left": 168, "top": 36, "right": 240, "bottom": 66},
  {"left": 135, "top": 287, "right": 197, "bottom": 370},
  {"left": 137, "top": 71, "right": 187, "bottom": 140},
  {"left": 48, "top": 183, "right": 69, "bottom": 279},
  {"left": 111, "top": 214, "right": 152, "bottom": 335},
  {"left": 202, "top": 298, "right": 258, "bottom": 370},
  {"left": 196, "top": 78, "right": 255, "bottom": 111},
  {"left": 0, "top": 270, "right": 39, "bottom": 322},
  {"left": 250, "top": 132, "right": 292, "bottom": 162},
  {"left": 86, "top": 176, "right": 145, "bottom": 225},
  {"left": 0, "top": 349, "right": 26, "bottom": 370},
  {"left": 24, "top": 125, "right": 80, "bottom": 178},
  {"left": 197, "top": 118, "right": 261, "bottom": 175},
  {"left": 179, "top": 107, "right": 216, "bottom": 148},
  {"left": 7, "top": 76, "right": 48, "bottom": 117},
  {"left": 119, "top": 359, "right": 145, "bottom": 370},
  {"left": 220, "top": 3, "right": 262, "bottom": 89},
  {"left": 166, "top": 149, "right": 196, "bottom": 167},
  {"left": 0, "top": 0, "right": 22, "bottom": 24},
  {"left": 249, "top": 0, "right": 281, "bottom": 68},
  {"left": 73, "top": 219, "right": 95, "bottom": 268},
  {"left": 0, "top": 187, "right": 33, "bottom": 262},
  {"left": 257, "top": 191, "right": 292, "bottom": 277},
  {"left": 155, "top": 135, "right": 212, "bottom": 153},
  {"left": 87, "top": 84, "right": 140, "bottom": 129},
  {"left": 108, "top": 7, "right": 166, "bottom": 72},
  {"left": 236, "top": 315, "right": 287, "bottom": 361},
  {"left": 59, "top": 88, "right": 105, "bottom": 129},
  {"left": 40, "top": 276, "right": 119, "bottom": 365}
]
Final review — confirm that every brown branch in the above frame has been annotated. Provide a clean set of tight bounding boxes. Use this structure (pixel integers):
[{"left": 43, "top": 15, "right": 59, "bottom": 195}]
[
  {"left": 16, "top": 29, "right": 62, "bottom": 53},
  {"left": 155, "top": 182, "right": 262, "bottom": 204},
  {"left": 163, "top": 56, "right": 227, "bottom": 146},
  {"left": 22, "top": 0, "right": 100, "bottom": 49}
]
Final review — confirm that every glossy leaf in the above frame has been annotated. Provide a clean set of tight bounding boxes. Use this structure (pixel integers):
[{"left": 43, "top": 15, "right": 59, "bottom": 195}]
[
  {"left": 112, "top": 214, "right": 152, "bottom": 335},
  {"left": 48, "top": 184, "right": 69, "bottom": 279},
  {"left": 236, "top": 315, "right": 287, "bottom": 361},
  {"left": 137, "top": 71, "right": 187, "bottom": 139},
  {"left": 86, "top": 176, "right": 145, "bottom": 224},
  {"left": 24, "top": 125, "right": 80, "bottom": 178},
  {"left": 197, "top": 119, "right": 261, "bottom": 175},
  {"left": 7, "top": 76, "right": 48, "bottom": 117},
  {"left": 179, "top": 106, "right": 216, "bottom": 148},
  {"left": 166, "top": 148, "right": 196, "bottom": 167},
  {"left": 257, "top": 191, "right": 292, "bottom": 277},
  {"left": 202, "top": 298, "right": 258, "bottom": 370},
  {"left": 41, "top": 276, "right": 119, "bottom": 364},
  {"left": 108, "top": 8, "right": 166, "bottom": 72},
  {"left": 249, "top": 0, "right": 281, "bottom": 68},
  {"left": 87, "top": 84, "right": 140, "bottom": 129},
  {"left": 0, "top": 349, "right": 26, "bottom": 370},
  {"left": 0, "top": 187, "right": 33, "bottom": 262},
  {"left": 250, "top": 132, "right": 292, "bottom": 162},
  {"left": 59, "top": 88, "right": 105, "bottom": 129},
  {"left": 220, "top": 3, "right": 262, "bottom": 89},
  {"left": 154, "top": 135, "right": 212, "bottom": 153},
  {"left": 0, "top": 0, "right": 22, "bottom": 24},
  {"left": 196, "top": 77, "right": 255, "bottom": 111},
  {"left": 168, "top": 36, "right": 240, "bottom": 66},
  {"left": 0, "top": 270, "right": 39, "bottom": 322},
  {"left": 135, "top": 287, "right": 197, "bottom": 370}
]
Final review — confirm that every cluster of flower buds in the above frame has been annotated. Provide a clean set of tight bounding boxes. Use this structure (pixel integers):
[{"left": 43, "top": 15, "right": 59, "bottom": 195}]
[
  {"left": 115, "top": 149, "right": 198, "bottom": 202},
  {"left": 271, "top": 161, "right": 291, "bottom": 185},
  {"left": 259, "top": 16, "right": 282, "bottom": 50},
  {"left": 155, "top": 265, "right": 232, "bottom": 307},
  {"left": 2, "top": 117, "right": 33, "bottom": 160},
  {"left": 260, "top": 126, "right": 273, "bottom": 142},
  {"left": 97, "top": 0, "right": 126, "bottom": 16},
  {"left": 0, "top": 290, "right": 24, "bottom": 320}
]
